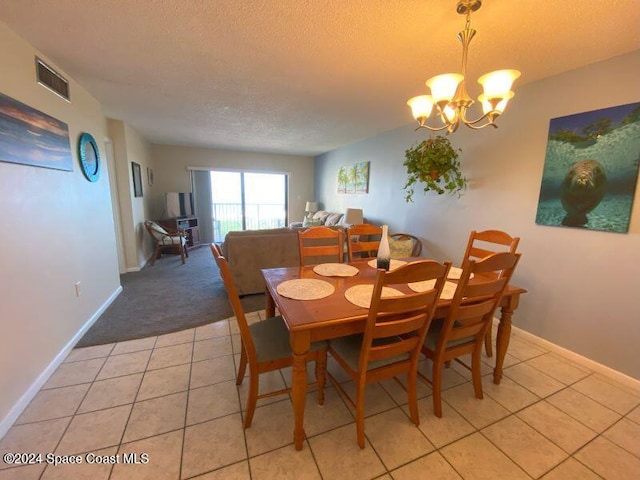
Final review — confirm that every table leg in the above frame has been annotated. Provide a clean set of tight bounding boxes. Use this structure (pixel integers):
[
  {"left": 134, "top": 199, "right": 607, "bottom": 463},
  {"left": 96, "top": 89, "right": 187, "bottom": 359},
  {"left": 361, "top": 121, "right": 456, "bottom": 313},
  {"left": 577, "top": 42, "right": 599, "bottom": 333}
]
[
  {"left": 265, "top": 289, "right": 276, "bottom": 317},
  {"left": 493, "top": 294, "right": 520, "bottom": 385},
  {"left": 290, "top": 331, "right": 311, "bottom": 450}
]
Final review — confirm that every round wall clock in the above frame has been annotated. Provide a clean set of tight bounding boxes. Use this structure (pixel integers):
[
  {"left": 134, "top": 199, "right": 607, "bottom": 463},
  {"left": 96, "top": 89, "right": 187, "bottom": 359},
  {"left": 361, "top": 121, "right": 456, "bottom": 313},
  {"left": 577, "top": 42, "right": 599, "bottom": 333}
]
[{"left": 78, "top": 132, "right": 100, "bottom": 182}]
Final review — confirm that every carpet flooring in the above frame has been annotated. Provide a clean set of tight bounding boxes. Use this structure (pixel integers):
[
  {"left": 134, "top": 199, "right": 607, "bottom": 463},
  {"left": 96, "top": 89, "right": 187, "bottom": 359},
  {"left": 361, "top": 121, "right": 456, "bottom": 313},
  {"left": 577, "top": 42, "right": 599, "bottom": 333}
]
[{"left": 76, "top": 246, "right": 265, "bottom": 347}]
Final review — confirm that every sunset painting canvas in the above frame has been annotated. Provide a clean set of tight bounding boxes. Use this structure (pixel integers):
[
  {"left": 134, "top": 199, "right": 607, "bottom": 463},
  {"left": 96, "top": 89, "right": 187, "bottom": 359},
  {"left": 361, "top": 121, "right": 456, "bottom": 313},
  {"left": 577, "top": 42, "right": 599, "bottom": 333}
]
[{"left": 0, "top": 91, "right": 72, "bottom": 171}]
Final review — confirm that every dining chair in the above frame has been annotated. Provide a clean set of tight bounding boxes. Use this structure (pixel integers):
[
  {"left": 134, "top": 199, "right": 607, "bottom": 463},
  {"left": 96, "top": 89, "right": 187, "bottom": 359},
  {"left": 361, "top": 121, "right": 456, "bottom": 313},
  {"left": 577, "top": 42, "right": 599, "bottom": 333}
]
[
  {"left": 327, "top": 259, "right": 451, "bottom": 448},
  {"left": 346, "top": 223, "right": 383, "bottom": 262},
  {"left": 297, "top": 226, "right": 344, "bottom": 266},
  {"left": 462, "top": 229, "right": 520, "bottom": 357},
  {"left": 210, "top": 243, "right": 327, "bottom": 428},
  {"left": 420, "top": 251, "right": 521, "bottom": 417},
  {"left": 389, "top": 232, "right": 422, "bottom": 257}
]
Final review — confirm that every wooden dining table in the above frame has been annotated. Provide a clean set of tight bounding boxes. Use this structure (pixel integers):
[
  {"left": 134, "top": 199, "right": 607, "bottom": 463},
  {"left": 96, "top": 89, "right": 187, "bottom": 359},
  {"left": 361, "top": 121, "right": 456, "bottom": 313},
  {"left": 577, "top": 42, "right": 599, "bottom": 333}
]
[{"left": 261, "top": 258, "right": 527, "bottom": 450}]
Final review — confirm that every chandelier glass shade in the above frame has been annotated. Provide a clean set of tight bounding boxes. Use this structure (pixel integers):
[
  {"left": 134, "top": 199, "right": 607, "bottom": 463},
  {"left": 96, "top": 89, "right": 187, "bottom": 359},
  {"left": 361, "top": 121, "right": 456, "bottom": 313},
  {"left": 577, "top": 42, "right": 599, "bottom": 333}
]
[{"left": 407, "top": 0, "right": 520, "bottom": 133}]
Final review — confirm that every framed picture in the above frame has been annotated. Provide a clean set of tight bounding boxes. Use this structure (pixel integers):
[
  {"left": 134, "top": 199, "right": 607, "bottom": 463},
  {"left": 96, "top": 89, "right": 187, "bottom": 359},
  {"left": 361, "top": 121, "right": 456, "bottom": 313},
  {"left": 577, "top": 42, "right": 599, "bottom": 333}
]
[
  {"left": 132, "top": 162, "right": 143, "bottom": 197},
  {"left": 147, "top": 167, "right": 154, "bottom": 186},
  {"left": 337, "top": 161, "right": 370, "bottom": 194},
  {"left": 0, "top": 91, "right": 73, "bottom": 171},
  {"left": 535, "top": 102, "right": 640, "bottom": 233}
]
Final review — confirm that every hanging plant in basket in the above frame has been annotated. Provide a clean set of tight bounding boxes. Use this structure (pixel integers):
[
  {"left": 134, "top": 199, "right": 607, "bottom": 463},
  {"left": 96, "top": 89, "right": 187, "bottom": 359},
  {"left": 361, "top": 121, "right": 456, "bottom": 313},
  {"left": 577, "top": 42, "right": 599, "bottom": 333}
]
[{"left": 403, "top": 135, "right": 467, "bottom": 201}]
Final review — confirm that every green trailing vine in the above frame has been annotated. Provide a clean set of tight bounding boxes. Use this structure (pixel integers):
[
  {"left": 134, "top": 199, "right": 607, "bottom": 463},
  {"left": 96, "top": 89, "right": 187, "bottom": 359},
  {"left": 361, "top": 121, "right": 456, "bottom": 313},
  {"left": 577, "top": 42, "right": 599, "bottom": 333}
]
[{"left": 403, "top": 135, "right": 467, "bottom": 201}]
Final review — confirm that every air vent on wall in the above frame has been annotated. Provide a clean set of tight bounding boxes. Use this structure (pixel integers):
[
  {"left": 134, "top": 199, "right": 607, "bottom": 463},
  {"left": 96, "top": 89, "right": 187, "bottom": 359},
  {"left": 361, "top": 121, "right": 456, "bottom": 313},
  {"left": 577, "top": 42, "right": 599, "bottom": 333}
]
[{"left": 35, "top": 57, "right": 70, "bottom": 101}]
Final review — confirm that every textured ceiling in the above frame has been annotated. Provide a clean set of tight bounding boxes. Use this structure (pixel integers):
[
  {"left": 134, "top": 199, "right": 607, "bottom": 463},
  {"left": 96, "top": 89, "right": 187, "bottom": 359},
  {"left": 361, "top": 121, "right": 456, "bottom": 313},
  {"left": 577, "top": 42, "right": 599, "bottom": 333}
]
[{"left": 0, "top": 0, "right": 638, "bottom": 156}]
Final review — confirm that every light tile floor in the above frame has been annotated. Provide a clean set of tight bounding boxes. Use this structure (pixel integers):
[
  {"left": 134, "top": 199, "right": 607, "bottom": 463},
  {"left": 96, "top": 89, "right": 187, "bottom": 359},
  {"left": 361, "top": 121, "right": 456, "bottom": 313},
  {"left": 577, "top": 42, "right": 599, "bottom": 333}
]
[{"left": 1, "top": 312, "right": 639, "bottom": 480}]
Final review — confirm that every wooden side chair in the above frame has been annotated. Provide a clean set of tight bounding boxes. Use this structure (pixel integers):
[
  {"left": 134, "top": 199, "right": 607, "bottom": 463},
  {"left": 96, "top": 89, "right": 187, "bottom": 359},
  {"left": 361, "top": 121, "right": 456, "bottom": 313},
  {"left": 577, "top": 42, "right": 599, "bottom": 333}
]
[
  {"left": 463, "top": 229, "right": 520, "bottom": 356},
  {"left": 210, "top": 243, "right": 327, "bottom": 428},
  {"left": 297, "top": 226, "right": 344, "bottom": 266},
  {"left": 327, "top": 259, "right": 451, "bottom": 448},
  {"left": 346, "top": 223, "right": 382, "bottom": 262},
  {"left": 389, "top": 233, "right": 422, "bottom": 257},
  {"left": 420, "top": 251, "right": 521, "bottom": 417},
  {"left": 144, "top": 220, "right": 189, "bottom": 265}
]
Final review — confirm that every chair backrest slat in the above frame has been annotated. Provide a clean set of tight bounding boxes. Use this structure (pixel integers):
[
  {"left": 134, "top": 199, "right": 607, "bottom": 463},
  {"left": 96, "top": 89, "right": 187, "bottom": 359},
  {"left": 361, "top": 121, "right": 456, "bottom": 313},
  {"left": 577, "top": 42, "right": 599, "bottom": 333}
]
[
  {"left": 372, "top": 313, "right": 426, "bottom": 339},
  {"left": 467, "top": 246, "right": 496, "bottom": 260},
  {"left": 456, "top": 300, "right": 496, "bottom": 322},
  {"left": 298, "top": 226, "right": 344, "bottom": 266},
  {"left": 463, "top": 229, "right": 520, "bottom": 262},
  {"left": 369, "top": 337, "right": 419, "bottom": 362},
  {"left": 347, "top": 224, "right": 383, "bottom": 262},
  {"left": 447, "top": 320, "right": 486, "bottom": 341}
]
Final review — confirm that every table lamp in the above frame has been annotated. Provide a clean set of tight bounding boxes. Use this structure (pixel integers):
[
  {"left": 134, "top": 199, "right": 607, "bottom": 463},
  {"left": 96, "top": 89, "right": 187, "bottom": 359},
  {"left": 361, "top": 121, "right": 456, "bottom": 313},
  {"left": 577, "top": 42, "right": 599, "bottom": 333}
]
[
  {"left": 305, "top": 201, "right": 318, "bottom": 220},
  {"left": 343, "top": 208, "right": 364, "bottom": 227}
]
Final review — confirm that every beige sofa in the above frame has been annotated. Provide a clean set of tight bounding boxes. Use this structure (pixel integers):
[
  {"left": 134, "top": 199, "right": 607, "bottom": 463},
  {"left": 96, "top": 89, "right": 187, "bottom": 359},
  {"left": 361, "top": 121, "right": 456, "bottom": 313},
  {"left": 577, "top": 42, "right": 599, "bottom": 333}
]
[
  {"left": 220, "top": 228, "right": 299, "bottom": 296},
  {"left": 220, "top": 225, "right": 346, "bottom": 296}
]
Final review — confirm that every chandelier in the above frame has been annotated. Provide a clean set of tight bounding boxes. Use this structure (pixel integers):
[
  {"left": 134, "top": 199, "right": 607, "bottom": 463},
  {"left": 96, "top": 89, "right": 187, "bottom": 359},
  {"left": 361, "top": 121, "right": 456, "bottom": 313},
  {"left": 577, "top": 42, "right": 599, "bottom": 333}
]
[{"left": 407, "top": 0, "right": 520, "bottom": 133}]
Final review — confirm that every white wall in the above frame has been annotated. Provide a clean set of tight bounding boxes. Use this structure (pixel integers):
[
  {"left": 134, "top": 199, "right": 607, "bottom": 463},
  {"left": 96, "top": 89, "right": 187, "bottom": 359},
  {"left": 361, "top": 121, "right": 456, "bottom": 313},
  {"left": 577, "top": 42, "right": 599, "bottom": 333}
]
[
  {"left": 315, "top": 51, "right": 640, "bottom": 379},
  {"left": 150, "top": 145, "right": 316, "bottom": 229},
  {"left": 0, "top": 21, "right": 121, "bottom": 433}
]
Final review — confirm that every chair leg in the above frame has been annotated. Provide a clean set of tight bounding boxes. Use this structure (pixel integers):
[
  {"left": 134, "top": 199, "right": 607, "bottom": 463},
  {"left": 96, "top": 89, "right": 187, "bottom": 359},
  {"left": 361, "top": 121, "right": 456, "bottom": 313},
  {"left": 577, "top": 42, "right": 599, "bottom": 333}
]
[
  {"left": 355, "top": 377, "right": 367, "bottom": 449},
  {"left": 236, "top": 346, "right": 247, "bottom": 385},
  {"left": 150, "top": 246, "right": 161, "bottom": 266},
  {"left": 432, "top": 358, "right": 443, "bottom": 418},
  {"left": 407, "top": 367, "right": 420, "bottom": 426},
  {"left": 471, "top": 347, "right": 484, "bottom": 400},
  {"left": 243, "top": 371, "right": 259, "bottom": 428},
  {"left": 484, "top": 319, "right": 493, "bottom": 357},
  {"left": 315, "top": 349, "right": 327, "bottom": 406}
]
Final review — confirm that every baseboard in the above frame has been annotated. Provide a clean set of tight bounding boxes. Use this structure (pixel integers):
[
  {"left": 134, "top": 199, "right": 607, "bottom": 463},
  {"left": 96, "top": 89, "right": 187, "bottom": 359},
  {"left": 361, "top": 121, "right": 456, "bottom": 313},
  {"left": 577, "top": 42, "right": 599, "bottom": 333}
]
[
  {"left": 127, "top": 252, "right": 155, "bottom": 272},
  {"left": 511, "top": 325, "right": 640, "bottom": 391},
  {"left": 0, "top": 285, "right": 123, "bottom": 440}
]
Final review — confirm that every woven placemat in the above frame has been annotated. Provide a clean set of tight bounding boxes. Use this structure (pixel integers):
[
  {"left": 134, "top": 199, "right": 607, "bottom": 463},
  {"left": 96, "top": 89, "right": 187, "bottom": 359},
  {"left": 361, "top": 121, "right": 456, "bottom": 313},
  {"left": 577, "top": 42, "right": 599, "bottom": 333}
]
[
  {"left": 276, "top": 279, "right": 335, "bottom": 300},
  {"left": 344, "top": 284, "right": 404, "bottom": 308},
  {"left": 447, "top": 266, "right": 474, "bottom": 280},
  {"left": 407, "top": 280, "right": 458, "bottom": 300},
  {"left": 367, "top": 259, "right": 408, "bottom": 271},
  {"left": 313, "top": 263, "right": 359, "bottom": 277}
]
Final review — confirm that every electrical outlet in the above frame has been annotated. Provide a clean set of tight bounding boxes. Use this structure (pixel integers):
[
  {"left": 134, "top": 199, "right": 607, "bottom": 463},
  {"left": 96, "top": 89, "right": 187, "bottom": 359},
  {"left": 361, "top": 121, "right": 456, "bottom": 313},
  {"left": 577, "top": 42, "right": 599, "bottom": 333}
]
[{"left": 75, "top": 281, "right": 82, "bottom": 297}]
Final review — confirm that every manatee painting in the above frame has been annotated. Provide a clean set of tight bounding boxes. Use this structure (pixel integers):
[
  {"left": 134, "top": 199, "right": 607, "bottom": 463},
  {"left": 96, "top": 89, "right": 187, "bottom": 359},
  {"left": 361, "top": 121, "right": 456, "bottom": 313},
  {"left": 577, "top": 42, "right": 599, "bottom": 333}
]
[
  {"left": 560, "top": 160, "right": 607, "bottom": 227},
  {"left": 535, "top": 102, "right": 640, "bottom": 233}
]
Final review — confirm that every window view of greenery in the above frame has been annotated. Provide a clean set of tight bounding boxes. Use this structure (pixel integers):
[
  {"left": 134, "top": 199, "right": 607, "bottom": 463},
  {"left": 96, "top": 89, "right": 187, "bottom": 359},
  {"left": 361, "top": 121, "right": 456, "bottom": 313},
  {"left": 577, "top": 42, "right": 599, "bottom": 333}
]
[{"left": 210, "top": 171, "right": 287, "bottom": 242}]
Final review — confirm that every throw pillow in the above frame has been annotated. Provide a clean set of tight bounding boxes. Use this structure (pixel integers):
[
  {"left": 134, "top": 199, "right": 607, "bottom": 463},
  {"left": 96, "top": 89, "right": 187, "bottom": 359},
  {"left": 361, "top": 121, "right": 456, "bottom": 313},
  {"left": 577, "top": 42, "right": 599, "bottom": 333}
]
[
  {"left": 324, "top": 213, "right": 344, "bottom": 226},
  {"left": 148, "top": 221, "right": 168, "bottom": 236},
  {"left": 303, "top": 217, "right": 322, "bottom": 227},
  {"left": 312, "top": 210, "right": 330, "bottom": 224},
  {"left": 388, "top": 236, "right": 414, "bottom": 258}
]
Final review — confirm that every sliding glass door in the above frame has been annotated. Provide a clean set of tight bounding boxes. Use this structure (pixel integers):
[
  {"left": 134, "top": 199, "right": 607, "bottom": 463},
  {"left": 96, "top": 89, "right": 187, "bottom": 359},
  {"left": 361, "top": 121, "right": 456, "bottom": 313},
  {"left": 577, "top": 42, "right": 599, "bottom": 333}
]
[
  {"left": 210, "top": 171, "right": 242, "bottom": 242},
  {"left": 210, "top": 171, "right": 288, "bottom": 242}
]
